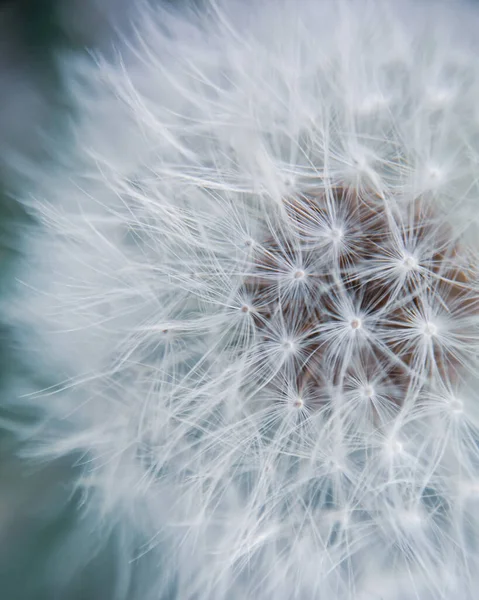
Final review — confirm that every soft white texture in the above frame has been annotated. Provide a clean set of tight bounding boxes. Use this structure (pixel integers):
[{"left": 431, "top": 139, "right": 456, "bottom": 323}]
[{"left": 7, "top": 0, "right": 479, "bottom": 598}]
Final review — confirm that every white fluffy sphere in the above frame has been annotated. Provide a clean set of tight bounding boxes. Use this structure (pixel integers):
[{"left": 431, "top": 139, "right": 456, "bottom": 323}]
[{"left": 6, "top": 1, "right": 479, "bottom": 598}]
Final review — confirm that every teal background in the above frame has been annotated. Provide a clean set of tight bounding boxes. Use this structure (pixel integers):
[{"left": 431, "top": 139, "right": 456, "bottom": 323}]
[{"left": 0, "top": 2, "right": 128, "bottom": 598}]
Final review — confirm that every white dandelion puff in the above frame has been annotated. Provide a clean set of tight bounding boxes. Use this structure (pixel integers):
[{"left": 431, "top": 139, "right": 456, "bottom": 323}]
[{"left": 5, "top": 0, "right": 479, "bottom": 599}]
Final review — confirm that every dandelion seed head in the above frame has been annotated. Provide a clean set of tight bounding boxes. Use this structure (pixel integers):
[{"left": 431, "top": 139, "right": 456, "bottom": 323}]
[
  {"left": 422, "top": 321, "right": 438, "bottom": 337},
  {"left": 328, "top": 226, "right": 344, "bottom": 243},
  {"left": 7, "top": 0, "right": 479, "bottom": 598},
  {"left": 293, "top": 395, "right": 304, "bottom": 409},
  {"left": 350, "top": 317, "right": 362, "bottom": 331},
  {"left": 281, "top": 339, "right": 296, "bottom": 352},
  {"left": 361, "top": 384, "right": 375, "bottom": 399},
  {"left": 449, "top": 396, "right": 464, "bottom": 414},
  {"left": 293, "top": 269, "right": 305, "bottom": 280},
  {"left": 402, "top": 253, "right": 418, "bottom": 271}
]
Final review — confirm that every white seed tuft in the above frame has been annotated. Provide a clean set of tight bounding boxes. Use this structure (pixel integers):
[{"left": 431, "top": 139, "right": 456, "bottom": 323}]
[{"left": 5, "top": 1, "right": 479, "bottom": 599}]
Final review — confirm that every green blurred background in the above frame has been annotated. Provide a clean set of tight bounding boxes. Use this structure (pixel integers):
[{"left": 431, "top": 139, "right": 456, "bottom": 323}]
[{"left": 0, "top": 2, "right": 139, "bottom": 598}]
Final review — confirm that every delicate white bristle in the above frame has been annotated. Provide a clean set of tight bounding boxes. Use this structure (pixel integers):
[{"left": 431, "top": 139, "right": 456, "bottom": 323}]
[{"left": 4, "top": 1, "right": 479, "bottom": 599}]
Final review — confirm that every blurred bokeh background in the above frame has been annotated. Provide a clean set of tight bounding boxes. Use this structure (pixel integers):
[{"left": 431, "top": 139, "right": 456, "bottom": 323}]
[{"left": 0, "top": 2, "right": 140, "bottom": 598}]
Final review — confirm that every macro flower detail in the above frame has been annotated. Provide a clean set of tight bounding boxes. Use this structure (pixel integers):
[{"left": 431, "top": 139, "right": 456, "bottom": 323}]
[
  {"left": 246, "top": 187, "right": 478, "bottom": 420},
  {"left": 6, "top": 1, "right": 479, "bottom": 599}
]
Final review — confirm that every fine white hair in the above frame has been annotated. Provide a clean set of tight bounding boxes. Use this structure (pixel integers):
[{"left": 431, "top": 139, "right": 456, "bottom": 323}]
[{"left": 5, "top": 1, "right": 479, "bottom": 598}]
